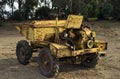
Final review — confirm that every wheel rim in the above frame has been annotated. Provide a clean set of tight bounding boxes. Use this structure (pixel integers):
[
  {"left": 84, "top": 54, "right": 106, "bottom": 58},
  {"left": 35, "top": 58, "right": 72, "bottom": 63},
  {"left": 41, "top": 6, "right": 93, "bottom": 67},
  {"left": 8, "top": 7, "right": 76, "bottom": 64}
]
[
  {"left": 41, "top": 53, "right": 51, "bottom": 73},
  {"left": 85, "top": 57, "right": 92, "bottom": 63},
  {"left": 19, "top": 47, "right": 25, "bottom": 62},
  {"left": 83, "top": 55, "right": 94, "bottom": 64}
]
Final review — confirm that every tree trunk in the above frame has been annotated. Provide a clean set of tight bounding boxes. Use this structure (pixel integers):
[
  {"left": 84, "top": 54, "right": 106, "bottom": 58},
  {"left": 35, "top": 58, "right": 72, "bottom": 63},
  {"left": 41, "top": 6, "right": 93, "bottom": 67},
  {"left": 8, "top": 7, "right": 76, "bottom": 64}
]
[
  {"left": 11, "top": 2, "right": 14, "bottom": 15},
  {"left": 69, "top": 0, "right": 73, "bottom": 14},
  {"left": 18, "top": 0, "right": 22, "bottom": 20}
]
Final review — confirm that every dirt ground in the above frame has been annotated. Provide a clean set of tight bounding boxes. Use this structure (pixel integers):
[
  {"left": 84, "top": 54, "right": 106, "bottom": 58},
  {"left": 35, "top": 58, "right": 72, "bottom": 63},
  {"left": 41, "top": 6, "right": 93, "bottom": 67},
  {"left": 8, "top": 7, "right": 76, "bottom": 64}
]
[{"left": 0, "top": 21, "right": 120, "bottom": 79}]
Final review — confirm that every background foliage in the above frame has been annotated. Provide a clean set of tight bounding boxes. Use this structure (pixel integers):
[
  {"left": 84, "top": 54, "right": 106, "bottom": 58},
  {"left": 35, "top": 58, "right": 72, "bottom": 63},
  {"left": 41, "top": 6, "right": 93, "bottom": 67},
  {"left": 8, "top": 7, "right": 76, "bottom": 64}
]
[{"left": 0, "top": 0, "right": 120, "bottom": 20}]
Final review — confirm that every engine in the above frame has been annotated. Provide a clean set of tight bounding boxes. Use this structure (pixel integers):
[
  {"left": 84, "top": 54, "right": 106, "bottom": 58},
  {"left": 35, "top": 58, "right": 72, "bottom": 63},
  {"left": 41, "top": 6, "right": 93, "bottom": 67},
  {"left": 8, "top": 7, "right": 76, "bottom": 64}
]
[{"left": 60, "top": 25, "right": 96, "bottom": 50}]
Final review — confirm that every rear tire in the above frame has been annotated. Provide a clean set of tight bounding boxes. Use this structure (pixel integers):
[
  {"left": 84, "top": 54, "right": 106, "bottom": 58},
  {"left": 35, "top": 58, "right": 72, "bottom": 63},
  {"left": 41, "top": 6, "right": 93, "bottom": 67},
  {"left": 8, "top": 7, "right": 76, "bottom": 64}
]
[
  {"left": 81, "top": 53, "right": 98, "bottom": 68},
  {"left": 38, "top": 48, "right": 58, "bottom": 78},
  {"left": 16, "top": 40, "right": 32, "bottom": 65}
]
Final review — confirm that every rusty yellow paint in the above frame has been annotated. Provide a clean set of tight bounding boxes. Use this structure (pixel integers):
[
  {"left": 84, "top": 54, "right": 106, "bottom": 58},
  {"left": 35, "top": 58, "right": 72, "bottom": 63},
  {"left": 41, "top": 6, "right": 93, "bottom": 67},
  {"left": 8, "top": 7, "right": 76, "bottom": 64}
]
[
  {"left": 28, "top": 27, "right": 34, "bottom": 41},
  {"left": 57, "top": 49, "right": 72, "bottom": 58},
  {"left": 50, "top": 43, "right": 69, "bottom": 57},
  {"left": 50, "top": 43, "right": 72, "bottom": 58},
  {"left": 72, "top": 48, "right": 98, "bottom": 56},
  {"left": 15, "top": 26, "right": 21, "bottom": 31},
  {"left": 16, "top": 25, "right": 34, "bottom": 41},
  {"left": 55, "top": 47, "right": 99, "bottom": 58},
  {"left": 15, "top": 15, "right": 83, "bottom": 42},
  {"left": 34, "top": 27, "right": 64, "bottom": 41},
  {"left": 15, "top": 21, "right": 65, "bottom": 42},
  {"left": 65, "top": 15, "right": 83, "bottom": 29},
  {"left": 14, "top": 15, "right": 107, "bottom": 58},
  {"left": 18, "top": 25, "right": 28, "bottom": 39},
  {"left": 32, "top": 20, "right": 66, "bottom": 27},
  {"left": 50, "top": 43, "right": 68, "bottom": 49},
  {"left": 50, "top": 43, "right": 99, "bottom": 58},
  {"left": 95, "top": 40, "right": 107, "bottom": 51}
]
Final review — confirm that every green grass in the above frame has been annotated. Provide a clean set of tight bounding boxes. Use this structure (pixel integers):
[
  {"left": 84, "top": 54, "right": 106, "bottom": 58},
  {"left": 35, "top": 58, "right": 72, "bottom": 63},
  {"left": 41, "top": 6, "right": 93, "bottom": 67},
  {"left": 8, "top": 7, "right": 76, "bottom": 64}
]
[
  {"left": 88, "top": 18, "right": 98, "bottom": 21},
  {"left": 0, "top": 22, "right": 12, "bottom": 27},
  {"left": 0, "top": 22, "right": 4, "bottom": 27}
]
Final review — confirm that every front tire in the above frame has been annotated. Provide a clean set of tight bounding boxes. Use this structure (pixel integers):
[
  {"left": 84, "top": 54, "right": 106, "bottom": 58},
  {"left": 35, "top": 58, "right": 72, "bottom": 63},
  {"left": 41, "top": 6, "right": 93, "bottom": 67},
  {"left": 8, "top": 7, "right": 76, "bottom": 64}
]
[
  {"left": 16, "top": 40, "right": 32, "bottom": 65},
  {"left": 81, "top": 53, "right": 98, "bottom": 68},
  {"left": 38, "top": 48, "right": 58, "bottom": 77}
]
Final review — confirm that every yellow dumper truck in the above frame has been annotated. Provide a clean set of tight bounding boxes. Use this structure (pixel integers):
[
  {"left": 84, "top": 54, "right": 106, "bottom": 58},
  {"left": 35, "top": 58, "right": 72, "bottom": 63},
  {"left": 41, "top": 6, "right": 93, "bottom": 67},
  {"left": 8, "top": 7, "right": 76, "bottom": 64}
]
[{"left": 15, "top": 15, "right": 107, "bottom": 77}]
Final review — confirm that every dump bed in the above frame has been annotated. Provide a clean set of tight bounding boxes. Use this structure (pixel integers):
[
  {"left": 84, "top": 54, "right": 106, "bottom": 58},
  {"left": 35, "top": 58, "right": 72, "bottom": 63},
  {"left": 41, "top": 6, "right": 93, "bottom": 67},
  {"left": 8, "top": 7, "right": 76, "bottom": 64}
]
[
  {"left": 15, "top": 20, "right": 66, "bottom": 42},
  {"left": 15, "top": 15, "right": 83, "bottom": 42}
]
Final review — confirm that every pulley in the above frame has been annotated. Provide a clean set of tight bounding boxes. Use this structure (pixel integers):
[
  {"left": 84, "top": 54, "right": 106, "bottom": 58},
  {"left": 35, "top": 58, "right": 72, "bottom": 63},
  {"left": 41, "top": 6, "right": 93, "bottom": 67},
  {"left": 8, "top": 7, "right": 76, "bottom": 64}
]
[{"left": 87, "top": 40, "right": 94, "bottom": 48}]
